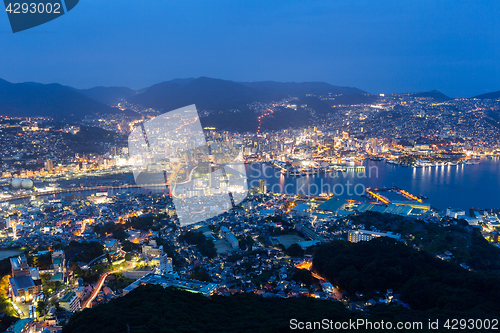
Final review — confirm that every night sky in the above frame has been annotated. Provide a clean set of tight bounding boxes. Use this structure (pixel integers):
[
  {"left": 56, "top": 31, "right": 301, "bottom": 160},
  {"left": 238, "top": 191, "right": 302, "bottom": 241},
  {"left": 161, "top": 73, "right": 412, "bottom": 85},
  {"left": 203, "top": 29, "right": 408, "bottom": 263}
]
[{"left": 1, "top": 0, "right": 499, "bottom": 97}]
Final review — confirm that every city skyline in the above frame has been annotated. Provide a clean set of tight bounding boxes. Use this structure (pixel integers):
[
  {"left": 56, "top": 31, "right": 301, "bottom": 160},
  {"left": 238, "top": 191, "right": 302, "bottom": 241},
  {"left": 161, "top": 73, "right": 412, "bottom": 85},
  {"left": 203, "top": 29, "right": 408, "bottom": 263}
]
[
  {"left": 0, "top": 1, "right": 499, "bottom": 97},
  {"left": 1, "top": 1, "right": 500, "bottom": 331}
]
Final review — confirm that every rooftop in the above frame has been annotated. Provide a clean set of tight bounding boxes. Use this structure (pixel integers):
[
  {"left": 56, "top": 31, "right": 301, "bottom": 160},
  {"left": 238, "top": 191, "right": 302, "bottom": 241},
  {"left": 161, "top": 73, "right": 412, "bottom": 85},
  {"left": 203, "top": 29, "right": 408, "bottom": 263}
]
[
  {"left": 124, "top": 273, "right": 217, "bottom": 297},
  {"left": 318, "top": 198, "right": 347, "bottom": 212},
  {"left": 10, "top": 275, "right": 35, "bottom": 290},
  {"left": 9, "top": 318, "right": 33, "bottom": 333},
  {"left": 60, "top": 291, "right": 77, "bottom": 303}
]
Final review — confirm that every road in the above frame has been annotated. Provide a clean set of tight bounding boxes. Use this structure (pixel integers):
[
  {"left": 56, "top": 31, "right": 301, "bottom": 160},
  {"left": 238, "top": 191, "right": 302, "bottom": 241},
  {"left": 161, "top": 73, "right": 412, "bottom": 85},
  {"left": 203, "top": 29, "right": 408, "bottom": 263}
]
[
  {"left": 295, "top": 260, "right": 343, "bottom": 301},
  {"left": 0, "top": 184, "right": 165, "bottom": 203},
  {"left": 81, "top": 262, "right": 133, "bottom": 309},
  {"left": 87, "top": 253, "right": 107, "bottom": 266}
]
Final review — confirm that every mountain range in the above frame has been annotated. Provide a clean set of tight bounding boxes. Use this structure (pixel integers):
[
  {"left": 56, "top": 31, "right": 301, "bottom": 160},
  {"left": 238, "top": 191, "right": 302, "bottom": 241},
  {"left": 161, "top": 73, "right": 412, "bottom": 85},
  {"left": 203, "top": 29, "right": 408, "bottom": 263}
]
[
  {"left": 127, "top": 77, "right": 368, "bottom": 112},
  {"left": 410, "top": 90, "right": 451, "bottom": 102},
  {"left": 0, "top": 79, "right": 138, "bottom": 120},
  {"left": 75, "top": 86, "right": 138, "bottom": 106},
  {"left": 473, "top": 90, "right": 500, "bottom": 100},
  {"left": 2, "top": 76, "right": 497, "bottom": 131},
  {"left": 0, "top": 77, "right": 373, "bottom": 130}
]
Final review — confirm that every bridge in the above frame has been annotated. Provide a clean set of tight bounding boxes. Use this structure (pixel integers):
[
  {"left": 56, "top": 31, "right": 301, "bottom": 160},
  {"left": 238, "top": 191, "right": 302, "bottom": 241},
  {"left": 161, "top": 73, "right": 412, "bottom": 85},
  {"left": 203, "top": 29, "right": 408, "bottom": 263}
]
[{"left": 0, "top": 184, "right": 167, "bottom": 203}]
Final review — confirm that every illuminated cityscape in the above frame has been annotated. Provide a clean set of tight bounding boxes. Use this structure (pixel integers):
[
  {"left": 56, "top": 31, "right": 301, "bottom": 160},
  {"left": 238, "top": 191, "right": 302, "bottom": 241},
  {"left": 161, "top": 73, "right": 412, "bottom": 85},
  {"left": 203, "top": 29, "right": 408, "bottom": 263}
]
[{"left": 1, "top": 1, "right": 500, "bottom": 332}]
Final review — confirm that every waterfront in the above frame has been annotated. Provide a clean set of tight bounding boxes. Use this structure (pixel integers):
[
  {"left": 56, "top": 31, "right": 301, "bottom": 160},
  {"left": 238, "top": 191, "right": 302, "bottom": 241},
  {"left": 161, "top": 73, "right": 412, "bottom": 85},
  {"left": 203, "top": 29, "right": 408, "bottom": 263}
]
[
  {"left": 246, "top": 157, "right": 500, "bottom": 212},
  {"left": 0, "top": 249, "right": 23, "bottom": 260},
  {"left": 3, "top": 158, "right": 500, "bottom": 214}
]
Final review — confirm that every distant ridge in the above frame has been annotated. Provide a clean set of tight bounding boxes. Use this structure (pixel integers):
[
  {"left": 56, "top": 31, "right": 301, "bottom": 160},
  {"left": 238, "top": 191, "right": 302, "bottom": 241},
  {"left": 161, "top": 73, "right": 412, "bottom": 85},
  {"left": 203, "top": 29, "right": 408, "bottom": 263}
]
[
  {"left": 239, "top": 81, "right": 366, "bottom": 97},
  {"left": 125, "top": 77, "right": 372, "bottom": 131},
  {"left": 76, "top": 86, "right": 137, "bottom": 106},
  {"left": 6, "top": 76, "right": 471, "bottom": 132},
  {"left": 410, "top": 90, "right": 451, "bottom": 102},
  {"left": 327, "top": 93, "right": 378, "bottom": 106},
  {"left": 128, "top": 77, "right": 273, "bottom": 112},
  {"left": 0, "top": 78, "right": 139, "bottom": 119},
  {"left": 472, "top": 90, "right": 500, "bottom": 100},
  {"left": 128, "top": 77, "right": 368, "bottom": 111}
]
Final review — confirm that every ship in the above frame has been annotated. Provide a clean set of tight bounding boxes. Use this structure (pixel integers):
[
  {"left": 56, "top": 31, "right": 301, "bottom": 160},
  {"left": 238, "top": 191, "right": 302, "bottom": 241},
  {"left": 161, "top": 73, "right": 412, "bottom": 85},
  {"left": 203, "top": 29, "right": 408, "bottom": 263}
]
[
  {"left": 465, "top": 159, "right": 480, "bottom": 165},
  {"left": 289, "top": 169, "right": 303, "bottom": 177}
]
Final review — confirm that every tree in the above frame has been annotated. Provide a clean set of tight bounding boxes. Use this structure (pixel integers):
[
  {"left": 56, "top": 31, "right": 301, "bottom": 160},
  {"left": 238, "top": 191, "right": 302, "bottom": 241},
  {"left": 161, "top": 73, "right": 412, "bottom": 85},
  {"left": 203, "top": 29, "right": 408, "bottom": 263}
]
[
  {"left": 122, "top": 240, "right": 140, "bottom": 252},
  {"left": 111, "top": 229, "right": 128, "bottom": 241},
  {"left": 290, "top": 269, "right": 313, "bottom": 286},
  {"left": 287, "top": 243, "right": 304, "bottom": 257},
  {"left": 238, "top": 239, "right": 247, "bottom": 251},
  {"left": 36, "top": 300, "right": 47, "bottom": 318},
  {"left": 190, "top": 268, "right": 212, "bottom": 282},
  {"left": 246, "top": 236, "right": 255, "bottom": 250}
]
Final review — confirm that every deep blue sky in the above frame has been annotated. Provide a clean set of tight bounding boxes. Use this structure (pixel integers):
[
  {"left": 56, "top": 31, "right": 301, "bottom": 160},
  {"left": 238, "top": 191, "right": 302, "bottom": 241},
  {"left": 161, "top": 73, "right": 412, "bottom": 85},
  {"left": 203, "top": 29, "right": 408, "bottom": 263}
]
[{"left": 1, "top": 0, "right": 499, "bottom": 97}]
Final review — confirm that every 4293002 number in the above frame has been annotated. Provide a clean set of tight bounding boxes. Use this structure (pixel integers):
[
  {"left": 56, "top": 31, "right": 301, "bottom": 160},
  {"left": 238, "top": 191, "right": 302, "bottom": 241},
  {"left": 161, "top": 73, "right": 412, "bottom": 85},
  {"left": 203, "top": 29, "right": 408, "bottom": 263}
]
[
  {"left": 444, "top": 318, "right": 498, "bottom": 330},
  {"left": 5, "top": 2, "right": 61, "bottom": 14}
]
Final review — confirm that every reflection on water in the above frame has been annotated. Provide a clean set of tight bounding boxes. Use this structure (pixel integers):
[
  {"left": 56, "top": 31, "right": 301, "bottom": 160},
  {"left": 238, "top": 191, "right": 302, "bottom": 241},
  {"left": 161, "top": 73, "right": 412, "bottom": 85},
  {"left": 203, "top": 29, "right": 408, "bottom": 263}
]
[
  {"left": 0, "top": 249, "right": 23, "bottom": 260},
  {"left": 5, "top": 159, "right": 500, "bottom": 213},
  {"left": 246, "top": 159, "right": 500, "bottom": 211}
]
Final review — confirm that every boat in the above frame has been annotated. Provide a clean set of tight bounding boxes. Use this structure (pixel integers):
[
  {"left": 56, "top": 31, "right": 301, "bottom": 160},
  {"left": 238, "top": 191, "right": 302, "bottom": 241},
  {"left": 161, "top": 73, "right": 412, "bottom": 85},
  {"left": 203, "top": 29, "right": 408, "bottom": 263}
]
[
  {"left": 465, "top": 159, "right": 480, "bottom": 165},
  {"left": 289, "top": 169, "right": 303, "bottom": 177}
]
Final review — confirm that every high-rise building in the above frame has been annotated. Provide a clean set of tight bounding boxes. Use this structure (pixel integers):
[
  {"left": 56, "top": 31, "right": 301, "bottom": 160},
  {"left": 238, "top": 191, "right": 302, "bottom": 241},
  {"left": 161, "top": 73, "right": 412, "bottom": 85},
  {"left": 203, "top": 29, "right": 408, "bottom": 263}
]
[
  {"left": 11, "top": 256, "right": 29, "bottom": 278},
  {"left": 9, "top": 255, "right": 41, "bottom": 302},
  {"left": 258, "top": 179, "right": 266, "bottom": 194},
  {"left": 45, "top": 159, "right": 53, "bottom": 173},
  {"left": 347, "top": 230, "right": 401, "bottom": 243},
  {"left": 159, "top": 255, "right": 173, "bottom": 274},
  {"left": 60, "top": 292, "right": 80, "bottom": 312},
  {"left": 142, "top": 244, "right": 164, "bottom": 258},
  {"left": 52, "top": 250, "right": 66, "bottom": 275},
  {"left": 226, "top": 232, "right": 239, "bottom": 249}
]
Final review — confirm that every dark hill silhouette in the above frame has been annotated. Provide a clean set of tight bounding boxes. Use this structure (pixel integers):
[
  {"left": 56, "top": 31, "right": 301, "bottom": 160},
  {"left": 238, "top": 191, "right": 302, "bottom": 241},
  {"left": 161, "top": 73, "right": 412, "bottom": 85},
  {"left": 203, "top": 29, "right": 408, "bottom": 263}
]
[
  {"left": 62, "top": 284, "right": 356, "bottom": 333},
  {"left": 239, "top": 81, "right": 366, "bottom": 98},
  {"left": 411, "top": 90, "right": 451, "bottom": 102},
  {"left": 127, "top": 77, "right": 370, "bottom": 131},
  {"left": 0, "top": 79, "right": 138, "bottom": 119},
  {"left": 128, "top": 77, "right": 273, "bottom": 112},
  {"left": 313, "top": 237, "right": 500, "bottom": 315},
  {"left": 327, "top": 93, "right": 379, "bottom": 106},
  {"left": 76, "top": 86, "right": 137, "bottom": 106},
  {"left": 298, "top": 96, "right": 334, "bottom": 114},
  {"left": 472, "top": 90, "right": 500, "bottom": 99},
  {"left": 128, "top": 77, "right": 370, "bottom": 112}
]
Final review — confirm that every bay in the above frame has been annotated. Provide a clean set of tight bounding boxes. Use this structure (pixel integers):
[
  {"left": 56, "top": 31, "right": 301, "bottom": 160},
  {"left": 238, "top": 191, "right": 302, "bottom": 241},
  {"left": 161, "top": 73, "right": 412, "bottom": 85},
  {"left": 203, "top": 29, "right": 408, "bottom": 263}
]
[{"left": 246, "top": 157, "right": 500, "bottom": 212}]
